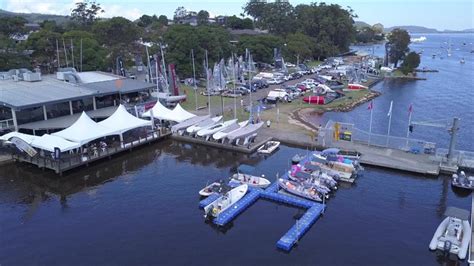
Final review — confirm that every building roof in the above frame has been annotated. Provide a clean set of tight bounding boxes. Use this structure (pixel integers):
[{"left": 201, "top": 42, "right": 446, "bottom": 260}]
[
  {"left": 0, "top": 71, "right": 155, "bottom": 110},
  {"left": 81, "top": 78, "right": 155, "bottom": 96},
  {"left": 0, "top": 75, "right": 96, "bottom": 110}
]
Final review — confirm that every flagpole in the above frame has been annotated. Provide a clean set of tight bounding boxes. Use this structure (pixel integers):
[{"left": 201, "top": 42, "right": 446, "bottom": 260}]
[
  {"left": 386, "top": 100, "right": 393, "bottom": 147},
  {"left": 368, "top": 100, "right": 373, "bottom": 146}
]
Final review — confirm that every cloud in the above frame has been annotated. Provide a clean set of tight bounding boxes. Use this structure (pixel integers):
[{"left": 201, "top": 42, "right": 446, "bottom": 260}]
[{"left": 101, "top": 4, "right": 142, "bottom": 21}]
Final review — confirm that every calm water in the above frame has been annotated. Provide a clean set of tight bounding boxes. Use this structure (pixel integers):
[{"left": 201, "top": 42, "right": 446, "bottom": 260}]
[
  {"left": 310, "top": 33, "right": 474, "bottom": 151},
  {"left": 1, "top": 34, "right": 473, "bottom": 265}
]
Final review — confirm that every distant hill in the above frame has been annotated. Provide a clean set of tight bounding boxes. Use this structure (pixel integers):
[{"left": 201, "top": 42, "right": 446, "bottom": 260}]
[
  {"left": 0, "top": 9, "right": 70, "bottom": 24},
  {"left": 354, "top": 21, "right": 371, "bottom": 29},
  {"left": 385, "top": 25, "right": 439, "bottom": 33}
]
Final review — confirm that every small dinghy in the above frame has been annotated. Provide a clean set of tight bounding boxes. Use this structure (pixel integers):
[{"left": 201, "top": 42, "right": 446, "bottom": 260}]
[
  {"left": 212, "top": 121, "right": 248, "bottom": 141},
  {"left": 278, "top": 178, "right": 322, "bottom": 202},
  {"left": 257, "top": 140, "right": 280, "bottom": 154},
  {"left": 186, "top": 116, "right": 222, "bottom": 135},
  {"left": 452, "top": 171, "right": 474, "bottom": 190},
  {"left": 429, "top": 207, "right": 471, "bottom": 260},
  {"left": 204, "top": 184, "right": 248, "bottom": 219},
  {"left": 199, "top": 180, "right": 230, "bottom": 197},
  {"left": 231, "top": 164, "right": 271, "bottom": 188},
  {"left": 197, "top": 119, "right": 238, "bottom": 138}
]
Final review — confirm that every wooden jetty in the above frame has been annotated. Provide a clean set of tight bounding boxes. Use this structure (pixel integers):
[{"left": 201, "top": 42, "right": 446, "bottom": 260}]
[{"left": 171, "top": 134, "right": 272, "bottom": 154}]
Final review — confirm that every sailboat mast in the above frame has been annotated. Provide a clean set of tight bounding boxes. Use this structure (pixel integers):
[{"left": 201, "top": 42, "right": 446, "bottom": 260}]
[
  {"left": 205, "top": 50, "right": 210, "bottom": 115},
  {"left": 247, "top": 48, "right": 252, "bottom": 120},
  {"left": 145, "top": 45, "right": 152, "bottom": 84},
  {"left": 80, "top": 38, "right": 83, "bottom": 72},
  {"left": 56, "top": 39, "right": 60, "bottom": 70},
  {"left": 191, "top": 49, "right": 198, "bottom": 111},
  {"left": 62, "top": 38, "right": 69, "bottom": 67},
  {"left": 160, "top": 44, "right": 169, "bottom": 91},
  {"left": 232, "top": 53, "right": 237, "bottom": 119}
]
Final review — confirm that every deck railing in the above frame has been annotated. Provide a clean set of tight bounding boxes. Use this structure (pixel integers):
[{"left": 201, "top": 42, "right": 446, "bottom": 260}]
[
  {"left": 0, "top": 119, "right": 14, "bottom": 130},
  {"left": 12, "top": 129, "right": 168, "bottom": 174}
]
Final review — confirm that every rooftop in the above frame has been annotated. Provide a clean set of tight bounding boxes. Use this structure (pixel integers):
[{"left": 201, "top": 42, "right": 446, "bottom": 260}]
[{"left": 0, "top": 71, "right": 155, "bottom": 110}]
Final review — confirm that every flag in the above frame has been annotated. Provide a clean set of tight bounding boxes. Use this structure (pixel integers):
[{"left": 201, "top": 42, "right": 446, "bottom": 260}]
[
  {"left": 368, "top": 100, "right": 374, "bottom": 110},
  {"left": 387, "top": 101, "right": 393, "bottom": 117},
  {"left": 408, "top": 103, "right": 413, "bottom": 114}
]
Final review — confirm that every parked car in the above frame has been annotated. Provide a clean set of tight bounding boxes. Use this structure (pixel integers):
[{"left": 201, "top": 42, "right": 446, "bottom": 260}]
[
  {"left": 252, "top": 79, "right": 269, "bottom": 88},
  {"left": 235, "top": 86, "right": 250, "bottom": 95},
  {"left": 266, "top": 89, "right": 291, "bottom": 102},
  {"left": 290, "top": 72, "right": 303, "bottom": 80},
  {"left": 267, "top": 78, "right": 284, "bottom": 85}
]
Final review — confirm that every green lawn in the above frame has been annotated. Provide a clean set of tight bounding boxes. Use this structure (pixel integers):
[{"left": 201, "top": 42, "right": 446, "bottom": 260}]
[
  {"left": 305, "top": 60, "right": 323, "bottom": 67},
  {"left": 283, "top": 90, "right": 371, "bottom": 111}
]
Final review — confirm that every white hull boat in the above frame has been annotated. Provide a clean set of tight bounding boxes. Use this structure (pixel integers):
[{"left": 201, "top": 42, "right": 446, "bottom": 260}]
[
  {"left": 171, "top": 115, "right": 210, "bottom": 134},
  {"left": 429, "top": 207, "right": 471, "bottom": 260},
  {"left": 199, "top": 181, "right": 228, "bottom": 197},
  {"left": 204, "top": 184, "right": 248, "bottom": 218},
  {"left": 197, "top": 119, "right": 237, "bottom": 138},
  {"left": 226, "top": 122, "right": 264, "bottom": 144},
  {"left": 231, "top": 173, "right": 271, "bottom": 188},
  {"left": 212, "top": 121, "right": 248, "bottom": 141},
  {"left": 257, "top": 141, "right": 280, "bottom": 154},
  {"left": 186, "top": 116, "right": 222, "bottom": 135}
]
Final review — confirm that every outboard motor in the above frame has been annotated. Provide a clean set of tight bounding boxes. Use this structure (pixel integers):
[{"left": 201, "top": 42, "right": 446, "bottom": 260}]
[{"left": 443, "top": 240, "right": 452, "bottom": 252}]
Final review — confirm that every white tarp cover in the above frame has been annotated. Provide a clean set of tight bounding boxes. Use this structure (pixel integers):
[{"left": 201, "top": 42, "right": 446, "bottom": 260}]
[
  {"left": 170, "top": 104, "right": 196, "bottom": 122},
  {"left": 31, "top": 134, "right": 81, "bottom": 152},
  {"left": 141, "top": 100, "right": 173, "bottom": 120},
  {"left": 99, "top": 105, "right": 151, "bottom": 134},
  {"left": 0, "top": 132, "right": 80, "bottom": 152},
  {"left": 52, "top": 112, "right": 115, "bottom": 144},
  {"left": 0, "top": 131, "right": 39, "bottom": 143}
]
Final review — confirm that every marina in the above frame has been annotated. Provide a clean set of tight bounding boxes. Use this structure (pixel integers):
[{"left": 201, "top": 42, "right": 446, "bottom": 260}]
[{"left": 0, "top": 21, "right": 472, "bottom": 265}]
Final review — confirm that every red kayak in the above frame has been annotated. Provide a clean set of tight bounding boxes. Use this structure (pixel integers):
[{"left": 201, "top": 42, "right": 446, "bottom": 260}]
[
  {"left": 347, "top": 83, "right": 368, "bottom": 90},
  {"left": 303, "top": 95, "right": 325, "bottom": 105}
]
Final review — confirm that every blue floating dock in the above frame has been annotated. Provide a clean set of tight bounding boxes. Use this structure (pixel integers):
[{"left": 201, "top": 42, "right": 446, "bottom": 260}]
[
  {"left": 213, "top": 189, "right": 261, "bottom": 226},
  {"left": 199, "top": 193, "right": 220, "bottom": 208},
  {"left": 199, "top": 168, "right": 326, "bottom": 251},
  {"left": 277, "top": 204, "right": 325, "bottom": 251},
  {"left": 260, "top": 190, "right": 316, "bottom": 209}
]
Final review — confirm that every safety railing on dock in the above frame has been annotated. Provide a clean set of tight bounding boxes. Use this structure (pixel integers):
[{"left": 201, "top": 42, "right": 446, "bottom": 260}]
[
  {"left": 319, "top": 120, "right": 436, "bottom": 153},
  {"left": 12, "top": 129, "right": 168, "bottom": 174},
  {"left": 431, "top": 148, "right": 474, "bottom": 169}
]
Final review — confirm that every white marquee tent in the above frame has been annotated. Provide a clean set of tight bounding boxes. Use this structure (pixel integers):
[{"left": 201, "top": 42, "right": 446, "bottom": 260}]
[
  {"left": 99, "top": 105, "right": 152, "bottom": 134},
  {"left": 141, "top": 101, "right": 195, "bottom": 123},
  {"left": 0, "top": 131, "right": 80, "bottom": 152},
  {"left": 52, "top": 112, "right": 116, "bottom": 145},
  {"left": 170, "top": 103, "right": 196, "bottom": 122}
]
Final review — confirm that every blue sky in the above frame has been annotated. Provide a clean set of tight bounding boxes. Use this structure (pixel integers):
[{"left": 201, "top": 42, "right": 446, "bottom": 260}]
[{"left": 1, "top": 0, "right": 473, "bottom": 30}]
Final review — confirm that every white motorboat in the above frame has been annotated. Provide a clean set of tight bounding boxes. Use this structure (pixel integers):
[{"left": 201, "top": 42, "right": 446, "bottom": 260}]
[
  {"left": 186, "top": 116, "right": 222, "bottom": 135},
  {"left": 452, "top": 171, "right": 474, "bottom": 190},
  {"left": 199, "top": 181, "right": 230, "bottom": 197},
  {"left": 230, "top": 164, "right": 271, "bottom": 188},
  {"left": 257, "top": 141, "right": 280, "bottom": 154},
  {"left": 429, "top": 207, "right": 471, "bottom": 260},
  {"left": 226, "top": 122, "right": 264, "bottom": 145},
  {"left": 171, "top": 115, "right": 210, "bottom": 134},
  {"left": 203, "top": 184, "right": 248, "bottom": 218},
  {"left": 212, "top": 121, "right": 248, "bottom": 141},
  {"left": 196, "top": 119, "right": 237, "bottom": 138}
]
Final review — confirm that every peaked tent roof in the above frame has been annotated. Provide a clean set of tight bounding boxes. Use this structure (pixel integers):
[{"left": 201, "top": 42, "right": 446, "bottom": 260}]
[
  {"left": 170, "top": 103, "right": 196, "bottom": 122},
  {"left": 52, "top": 112, "right": 115, "bottom": 144},
  {"left": 141, "top": 100, "right": 174, "bottom": 120},
  {"left": 0, "top": 131, "right": 39, "bottom": 143},
  {"left": 98, "top": 105, "right": 151, "bottom": 134}
]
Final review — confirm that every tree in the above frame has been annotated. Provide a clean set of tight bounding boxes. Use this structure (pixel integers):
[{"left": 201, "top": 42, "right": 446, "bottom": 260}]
[
  {"left": 355, "top": 27, "right": 375, "bottom": 43},
  {"left": 173, "top": 6, "right": 188, "bottom": 22},
  {"left": 237, "top": 34, "right": 284, "bottom": 63},
  {"left": 62, "top": 30, "right": 107, "bottom": 71},
  {"left": 163, "top": 24, "right": 232, "bottom": 77},
  {"left": 372, "top": 23, "right": 384, "bottom": 34},
  {"left": 137, "top": 15, "right": 154, "bottom": 27},
  {"left": 23, "top": 29, "right": 62, "bottom": 73},
  {"left": 243, "top": 0, "right": 266, "bottom": 25},
  {"left": 387, "top": 28, "right": 410, "bottom": 68},
  {"left": 197, "top": 10, "right": 210, "bottom": 26},
  {"left": 400, "top": 52, "right": 420, "bottom": 74},
  {"left": 92, "top": 17, "right": 141, "bottom": 71},
  {"left": 283, "top": 33, "right": 315, "bottom": 63},
  {"left": 259, "top": 1, "right": 295, "bottom": 36},
  {"left": 70, "top": 0, "right": 104, "bottom": 27},
  {"left": 226, "top": 15, "right": 254, "bottom": 30},
  {"left": 0, "top": 16, "right": 28, "bottom": 37},
  {"left": 157, "top": 15, "right": 168, "bottom": 26}
]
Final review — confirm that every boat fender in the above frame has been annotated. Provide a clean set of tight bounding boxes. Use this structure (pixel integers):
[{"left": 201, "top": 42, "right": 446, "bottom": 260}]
[{"left": 443, "top": 241, "right": 452, "bottom": 252}]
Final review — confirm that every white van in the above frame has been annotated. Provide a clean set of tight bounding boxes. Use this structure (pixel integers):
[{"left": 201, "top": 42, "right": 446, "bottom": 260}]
[{"left": 266, "top": 89, "right": 291, "bottom": 102}]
